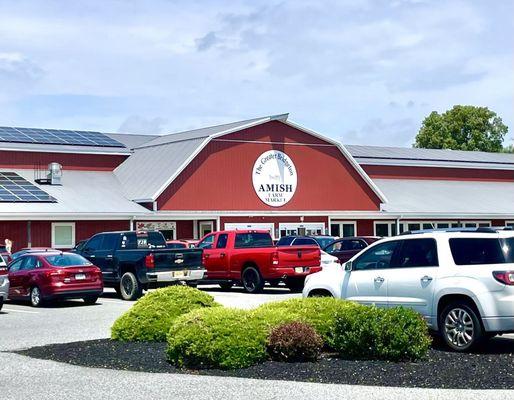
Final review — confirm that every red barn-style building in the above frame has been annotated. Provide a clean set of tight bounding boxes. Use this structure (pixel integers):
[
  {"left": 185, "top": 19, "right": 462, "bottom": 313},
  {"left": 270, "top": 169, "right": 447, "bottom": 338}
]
[{"left": 1, "top": 113, "right": 513, "bottom": 251}]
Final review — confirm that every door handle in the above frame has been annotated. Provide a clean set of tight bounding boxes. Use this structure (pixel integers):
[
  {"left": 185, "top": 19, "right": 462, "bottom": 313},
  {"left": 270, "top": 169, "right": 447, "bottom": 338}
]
[
  {"left": 204, "top": 254, "right": 210, "bottom": 259},
  {"left": 374, "top": 276, "right": 384, "bottom": 283},
  {"left": 421, "top": 276, "right": 433, "bottom": 283},
  {"left": 106, "top": 255, "right": 113, "bottom": 259},
  {"left": 89, "top": 255, "right": 96, "bottom": 258},
  {"left": 220, "top": 253, "right": 226, "bottom": 258}
]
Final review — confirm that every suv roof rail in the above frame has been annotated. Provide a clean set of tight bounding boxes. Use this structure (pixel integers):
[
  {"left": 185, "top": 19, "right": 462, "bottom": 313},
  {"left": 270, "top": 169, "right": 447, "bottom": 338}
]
[{"left": 400, "top": 227, "right": 508, "bottom": 235}]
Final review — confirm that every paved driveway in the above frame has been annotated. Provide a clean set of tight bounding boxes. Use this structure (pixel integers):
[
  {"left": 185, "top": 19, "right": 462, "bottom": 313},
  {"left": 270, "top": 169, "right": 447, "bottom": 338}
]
[{"left": 0, "top": 286, "right": 512, "bottom": 400}]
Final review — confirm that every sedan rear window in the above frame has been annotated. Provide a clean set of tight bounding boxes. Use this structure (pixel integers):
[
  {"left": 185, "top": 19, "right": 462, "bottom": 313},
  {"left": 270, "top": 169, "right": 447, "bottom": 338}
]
[
  {"left": 449, "top": 238, "right": 514, "bottom": 265},
  {"left": 45, "top": 254, "right": 92, "bottom": 267}
]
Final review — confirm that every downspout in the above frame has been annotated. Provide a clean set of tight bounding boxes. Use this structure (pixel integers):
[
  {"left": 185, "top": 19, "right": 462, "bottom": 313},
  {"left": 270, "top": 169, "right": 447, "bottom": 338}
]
[{"left": 395, "top": 215, "right": 402, "bottom": 236}]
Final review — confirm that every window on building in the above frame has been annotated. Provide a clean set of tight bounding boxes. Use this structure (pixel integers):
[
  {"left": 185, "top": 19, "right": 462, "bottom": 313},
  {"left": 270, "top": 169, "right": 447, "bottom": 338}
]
[
  {"left": 51, "top": 222, "right": 75, "bottom": 249},
  {"left": 374, "top": 222, "right": 397, "bottom": 237},
  {"left": 330, "top": 222, "right": 356, "bottom": 237},
  {"left": 507, "top": 222, "right": 514, "bottom": 228}
]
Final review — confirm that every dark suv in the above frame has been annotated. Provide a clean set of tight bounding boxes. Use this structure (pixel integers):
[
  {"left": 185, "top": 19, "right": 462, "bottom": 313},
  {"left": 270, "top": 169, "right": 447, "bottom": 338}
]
[{"left": 323, "top": 236, "right": 381, "bottom": 263}]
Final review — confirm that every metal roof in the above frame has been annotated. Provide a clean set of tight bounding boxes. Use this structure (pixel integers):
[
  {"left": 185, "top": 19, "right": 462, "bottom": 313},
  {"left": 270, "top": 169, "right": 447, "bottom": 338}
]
[
  {"left": 375, "top": 178, "right": 514, "bottom": 216},
  {"left": 114, "top": 137, "right": 207, "bottom": 201},
  {"left": 105, "top": 133, "right": 159, "bottom": 149},
  {"left": 0, "top": 169, "right": 149, "bottom": 218},
  {"left": 347, "top": 145, "right": 514, "bottom": 170}
]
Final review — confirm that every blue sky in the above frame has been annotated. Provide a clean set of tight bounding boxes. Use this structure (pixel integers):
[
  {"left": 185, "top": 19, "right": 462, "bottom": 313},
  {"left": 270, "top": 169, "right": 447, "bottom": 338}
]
[{"left": 0, "top": 0, "right": 512, "bottom": 147}]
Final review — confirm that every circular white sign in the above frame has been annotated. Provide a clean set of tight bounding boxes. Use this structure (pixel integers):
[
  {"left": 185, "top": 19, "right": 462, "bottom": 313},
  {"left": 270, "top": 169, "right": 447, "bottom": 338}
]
[{"left": 252, "top": 150, "right": 297, "bottom": 207}]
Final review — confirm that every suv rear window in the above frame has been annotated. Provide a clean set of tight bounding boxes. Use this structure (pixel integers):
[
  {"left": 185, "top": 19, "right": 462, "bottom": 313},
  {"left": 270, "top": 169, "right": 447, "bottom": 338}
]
[
  {"left": 235, "top": 233, "right": 273, "bottom": 248},
  {"left": 449, "top": 238, "right": 514, "bottom": 265}
]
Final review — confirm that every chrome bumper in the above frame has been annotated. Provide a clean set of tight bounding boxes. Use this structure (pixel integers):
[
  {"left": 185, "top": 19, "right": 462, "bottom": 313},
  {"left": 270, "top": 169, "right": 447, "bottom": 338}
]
[{"left": 147, "top": 269, "right": 206, "bottom": 283}]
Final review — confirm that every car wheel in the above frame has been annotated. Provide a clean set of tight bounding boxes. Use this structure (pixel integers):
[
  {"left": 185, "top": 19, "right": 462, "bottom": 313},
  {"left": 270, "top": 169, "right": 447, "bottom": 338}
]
[
  {"left": 83, "top": 296, "right": 99, "bottom": 305},
  {"left": 219, "top": 282, "right": 233, "bottom": 291},
  {"left": 30, "top": 286, "right": 43, "bottom": 307},
  {"left": 0, "top": 297, "right": 3, "bottom": 311},
  {"left": 241, "top": 267, "right": 264, "bottom": 294},
  {"left": 186, "top": 281, "right": 198, "bottom": 288},
  {"left": 439, "top": 302, "right": 484, "bottom": 351},
  {"left": 285, "top": 277, "right": 305, "bottom": 292},
  {"left": 119, "top": 272, "right": 143, "bottom": 301}
]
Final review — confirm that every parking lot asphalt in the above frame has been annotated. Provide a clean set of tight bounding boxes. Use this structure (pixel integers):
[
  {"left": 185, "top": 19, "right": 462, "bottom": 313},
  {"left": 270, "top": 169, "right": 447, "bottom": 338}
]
[{"left": 1, "top": 286, "right": 513, "bottom": 400}]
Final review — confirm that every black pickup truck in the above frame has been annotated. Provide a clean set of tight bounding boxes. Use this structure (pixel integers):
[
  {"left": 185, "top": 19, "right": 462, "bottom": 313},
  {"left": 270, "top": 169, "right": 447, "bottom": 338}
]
[{"left": 76, "top": 230, "right": 205, "bottom": 300}]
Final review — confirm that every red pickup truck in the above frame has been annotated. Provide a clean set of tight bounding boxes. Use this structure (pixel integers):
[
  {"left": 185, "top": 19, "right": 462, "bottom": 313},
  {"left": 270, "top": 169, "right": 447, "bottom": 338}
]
[{"left": 197, "top": 230, "right": 321, "bottom": 293}]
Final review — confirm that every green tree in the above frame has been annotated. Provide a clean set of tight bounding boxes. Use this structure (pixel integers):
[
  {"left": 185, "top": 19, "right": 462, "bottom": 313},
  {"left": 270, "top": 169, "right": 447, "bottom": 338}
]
[{"left": 414, "top": 105, "right": 508, "bottom": 152}]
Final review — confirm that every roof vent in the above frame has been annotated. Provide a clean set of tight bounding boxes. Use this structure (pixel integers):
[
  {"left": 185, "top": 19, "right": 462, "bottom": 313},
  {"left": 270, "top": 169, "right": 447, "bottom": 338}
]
[{"left": 35, "top": 162, "right": 62, "bottom": 185}]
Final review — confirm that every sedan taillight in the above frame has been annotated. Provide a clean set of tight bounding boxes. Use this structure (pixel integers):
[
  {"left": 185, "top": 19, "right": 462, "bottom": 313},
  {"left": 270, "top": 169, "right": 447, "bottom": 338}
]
[
  {"left": 493, "top": 271, "right": 514, "bottom": 285},
  {"left": 0, "top": 266, "right": 7, "bottom": 275}
]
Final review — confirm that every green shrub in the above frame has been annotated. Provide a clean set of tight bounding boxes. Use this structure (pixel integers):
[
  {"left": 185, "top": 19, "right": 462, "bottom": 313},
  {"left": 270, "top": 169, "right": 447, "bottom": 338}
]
[
  {"left": 167, "top": 307, "right": 270, "bottom": 369},
  {"left": 267, "top": 321, "right": 323, "bottom": 362},
  {"left": 111, "top": 286, "right": 220, "bottom": 342},
  {"left": 252, "top": 297, "right": 358, "bottom": 348},
  {"left": 332, "top": 305, "right": 431, "bottom": 361}
]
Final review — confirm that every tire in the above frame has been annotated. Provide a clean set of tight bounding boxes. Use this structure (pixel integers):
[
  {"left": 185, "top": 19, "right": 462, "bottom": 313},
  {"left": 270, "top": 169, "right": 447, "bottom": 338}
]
[
  {"left": 186, "top": 281, "right": 198, "bottom": 288},
  {"left": 0, "top": 297, "right": 3, "bottom": 311},
  {"left": 241, "top": 267, "right": 264, "bottom": 294},
  {"left": 30, "top": 286, "right": 43, "bottom": 307},
  {"left": 219, "top": 282, "right": 233, "bottom": 291},
  {"left": 286, "top": 277, "right": 305, "bottom": 293},
  {"left": 83, "top": 296, "right": 98, "bottom": 305},
  {"left": 119, "top": 272, "right": 143, "bottom": 301},
  {"left": 439, "top": 301, "right": 484, "bottom": 351}
]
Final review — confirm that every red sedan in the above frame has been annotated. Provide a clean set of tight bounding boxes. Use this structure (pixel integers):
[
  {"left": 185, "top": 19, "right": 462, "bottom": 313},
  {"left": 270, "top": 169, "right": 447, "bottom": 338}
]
[{"left": 8, "top": 252, "right": 103, "bottom": 307}]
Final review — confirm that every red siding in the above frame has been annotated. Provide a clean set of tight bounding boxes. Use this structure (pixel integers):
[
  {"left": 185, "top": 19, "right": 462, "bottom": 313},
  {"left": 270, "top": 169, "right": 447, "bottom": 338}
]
[
  {"left": 0, "top": 221, "right": 28, "bottom": 252},
  {"left": 0, "top": 150, "right": 127, "bottom": 171},
  {"left": 177, "top": 221, "right": 194, "bottom": 239},
  {"left": 357, "top": 220, "right": 375, "bottom": 236},
  {"left": 158, "top": 121, "right": 381, "bottom": 211},
  {"left": 363, "top": 165, "right": 514, "bottom": 182}
]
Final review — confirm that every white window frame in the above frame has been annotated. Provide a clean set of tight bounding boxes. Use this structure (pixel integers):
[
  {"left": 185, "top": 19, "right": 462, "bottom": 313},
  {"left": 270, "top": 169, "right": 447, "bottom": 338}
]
[
  {"left": 199, "top": 221, "right": 214, "bottom": 238},
  {"left": 278, "top": 222, "right": 325, "bottom": 237},
  {"left": 224, "top": 223, "right": 275, "bottom": 239},
  {"left": 330, "top": 221, "right": 357, "bottom": 237},
  {"left": 374, "top": 221, "right": 397, "bottom": 237},
  {"left": 51, "top": 222, "right": 76, "bottom": 249}
]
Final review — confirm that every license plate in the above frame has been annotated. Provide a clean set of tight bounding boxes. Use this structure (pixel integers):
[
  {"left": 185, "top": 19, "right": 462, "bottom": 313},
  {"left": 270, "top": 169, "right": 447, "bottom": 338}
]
[
  {"left": 173, "top": 271, "right": 185, "bottom": 278},
  {"left": 294, "top": 267, "right": 304, "bottom": 273},
  {"left": 75, "top": 273, "right": 86, "bottom": 280}
]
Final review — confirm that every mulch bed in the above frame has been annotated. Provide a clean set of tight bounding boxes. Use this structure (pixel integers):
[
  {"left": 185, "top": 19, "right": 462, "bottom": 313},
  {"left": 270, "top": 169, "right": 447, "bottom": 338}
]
[{"left": 13, "top": 337, "right": 514, "bottom": 389}]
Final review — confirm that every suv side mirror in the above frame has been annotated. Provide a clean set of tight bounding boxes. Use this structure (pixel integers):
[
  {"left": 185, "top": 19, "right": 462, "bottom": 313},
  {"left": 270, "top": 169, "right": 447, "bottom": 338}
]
[{"left": 344, "top": 261, "right": 353, "bottom": 271}]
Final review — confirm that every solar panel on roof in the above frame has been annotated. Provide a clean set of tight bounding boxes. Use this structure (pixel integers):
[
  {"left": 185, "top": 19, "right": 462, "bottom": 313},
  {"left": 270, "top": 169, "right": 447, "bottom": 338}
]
[
  {"left": 0, "top": 172, "right": 56, "bottom": 203},
  {"left": 0, "top": 127, "right": 125, "bottom": 148}
]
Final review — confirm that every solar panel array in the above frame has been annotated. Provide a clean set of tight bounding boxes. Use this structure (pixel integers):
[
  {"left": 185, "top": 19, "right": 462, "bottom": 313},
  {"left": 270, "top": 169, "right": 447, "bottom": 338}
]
[
  {"left": 0, "top": 127, "right": 125, "bottom": 148},
  {"left": 0, "top": 172, "right": 56, "bottom": 203}
]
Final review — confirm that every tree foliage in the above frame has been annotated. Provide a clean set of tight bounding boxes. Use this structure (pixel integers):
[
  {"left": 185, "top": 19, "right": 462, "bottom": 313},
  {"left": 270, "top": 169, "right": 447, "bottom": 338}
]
[{"left": 414, "top": 105, "right": 508, "bottom": 152}]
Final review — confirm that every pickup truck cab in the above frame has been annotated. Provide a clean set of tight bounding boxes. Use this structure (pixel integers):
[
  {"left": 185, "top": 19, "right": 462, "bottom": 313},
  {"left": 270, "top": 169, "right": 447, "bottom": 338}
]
[
  {"left": 77, "top": 230, "right": 205, "bottom": 300},
  {"left": 198, "top": 230, "right": 321, "bottom": 293}
]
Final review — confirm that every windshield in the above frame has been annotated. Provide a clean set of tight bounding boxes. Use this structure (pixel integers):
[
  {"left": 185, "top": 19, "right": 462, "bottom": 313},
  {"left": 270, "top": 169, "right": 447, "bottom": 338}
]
[
  {"left": 45, "top": 253, "right": 93, "bottom": 267},
  {"left": 449, "top": 237, "right": 514, "bottom": 265}
]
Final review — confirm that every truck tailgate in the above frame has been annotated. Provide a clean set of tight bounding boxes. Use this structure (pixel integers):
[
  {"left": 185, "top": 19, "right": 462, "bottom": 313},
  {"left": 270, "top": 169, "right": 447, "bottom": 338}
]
[
  {"left": 278, "top": 245, "right": 320, "bottom": 267},
  {"left": 152, "top": 248, "right": 203, "bottom": 271}
]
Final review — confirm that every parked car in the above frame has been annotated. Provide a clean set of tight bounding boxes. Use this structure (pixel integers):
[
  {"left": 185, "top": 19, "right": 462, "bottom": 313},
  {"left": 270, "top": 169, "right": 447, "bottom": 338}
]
[
  {"left": 76, "top": 230, "right": 205, "bottom": 300},
  {"left": 11, "top": 247, "right": 55, "bottom": 260},
  {"left": 322, "top": 236, "right": 381, "bottom": 263},
  {"left": 303, "top": 228, "right": 514, "bottom": 351},
  {"left": 276, "top": 235, "right": 338, "bottom": 249},
  {"left": 166, "top": 240, "right": 198, "bottom": 249},
  {"left": 198, "top": 230, "right": 321, "bottom": 293},
  {"left": 0, "top": 254, "right": 9, "bottom": 311},
  {"left": 7, "top": 252, "right": 103, "bottom": 307}
]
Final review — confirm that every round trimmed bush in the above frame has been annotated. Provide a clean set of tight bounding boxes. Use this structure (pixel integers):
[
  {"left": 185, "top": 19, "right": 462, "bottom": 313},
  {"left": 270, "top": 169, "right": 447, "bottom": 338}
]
[
  {"left": 252, "top": 297, "right": 358, "bottom": 348},
  {"left": 267, "top": 321, "right": 323, "bottom": 362},
  {"left": 167, "top": 307, "right": 270, "bottom": 369},
  {"left": 111, "top": 285, "right": 220, "bottom": 342},
  {"left": 332, "top": 305, "right": 431, "bottom": 361}
]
